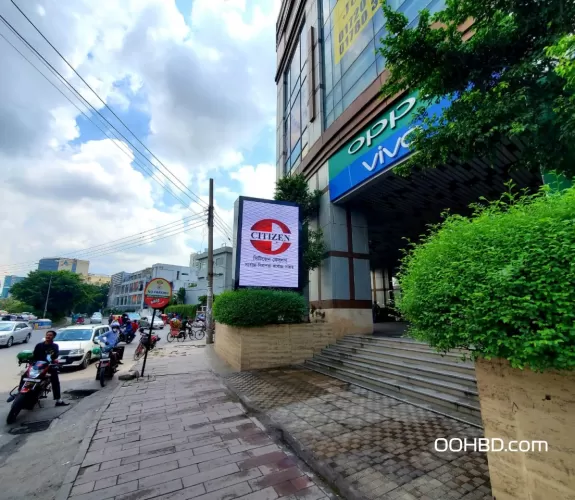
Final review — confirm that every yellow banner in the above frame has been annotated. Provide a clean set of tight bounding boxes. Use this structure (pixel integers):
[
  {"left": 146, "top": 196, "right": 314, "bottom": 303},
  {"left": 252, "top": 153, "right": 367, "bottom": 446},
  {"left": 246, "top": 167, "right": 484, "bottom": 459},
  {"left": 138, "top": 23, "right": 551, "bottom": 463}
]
[{"left": 333, "top": 0, "right": 380, "bottom": 64}]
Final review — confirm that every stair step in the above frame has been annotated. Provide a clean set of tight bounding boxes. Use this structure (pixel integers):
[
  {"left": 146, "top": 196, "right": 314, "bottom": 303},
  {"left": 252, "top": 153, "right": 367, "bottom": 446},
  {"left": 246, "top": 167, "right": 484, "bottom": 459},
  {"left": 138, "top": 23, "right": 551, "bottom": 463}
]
[
  {"left": 304, "top": 360, "right": 483, "bottom": 429},
  {"left": 329, "top": 344, "right": 475, "bottom": 375},
  {"left": 310, "top": 358, "right": 481, "bottom": 418},
  {"left": 315, "top": 353, "right": 479, "bottom": 398},
  {"left": 340, "top": 337, "right": 469, "bottom": 360},
  {"left": 320, "top": 348, "right": 476, "bottom": 386}
]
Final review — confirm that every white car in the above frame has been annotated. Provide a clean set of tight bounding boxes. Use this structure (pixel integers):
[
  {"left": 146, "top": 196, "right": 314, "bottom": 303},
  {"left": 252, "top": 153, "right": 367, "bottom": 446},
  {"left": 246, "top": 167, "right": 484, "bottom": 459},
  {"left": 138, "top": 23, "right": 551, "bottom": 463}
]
[
  {"left": 90, "top": 312, "right": 103, "bottom": 324},
  {"left": 54, "top": 325, "right": 109, "bottom": 369},
  {"left": 0, "top": 321, "right": 32, "bottom": 347},
  {"left": 140, "top": 315, "right": 164, "bottom": 329}
]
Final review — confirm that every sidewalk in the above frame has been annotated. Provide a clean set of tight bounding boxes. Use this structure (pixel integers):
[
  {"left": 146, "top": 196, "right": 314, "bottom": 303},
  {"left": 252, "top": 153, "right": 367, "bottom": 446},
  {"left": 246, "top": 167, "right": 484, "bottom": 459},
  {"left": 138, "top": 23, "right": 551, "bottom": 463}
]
[
  {"left": 223, "top": 367, "right": 492, "bottom": 500},
  {"left": 59, "top": 345, "right": 338, "bottom": 500}
]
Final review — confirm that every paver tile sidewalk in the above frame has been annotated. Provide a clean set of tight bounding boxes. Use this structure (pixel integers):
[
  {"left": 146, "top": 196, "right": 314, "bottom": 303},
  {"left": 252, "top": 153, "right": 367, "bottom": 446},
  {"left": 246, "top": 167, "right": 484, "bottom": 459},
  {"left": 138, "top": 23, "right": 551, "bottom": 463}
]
[
  {"left": 62, "top": 346, "right": 337, "bottom": 500},
  {"left": 224, "top": 367, "right": 493, "bottom": 500}
]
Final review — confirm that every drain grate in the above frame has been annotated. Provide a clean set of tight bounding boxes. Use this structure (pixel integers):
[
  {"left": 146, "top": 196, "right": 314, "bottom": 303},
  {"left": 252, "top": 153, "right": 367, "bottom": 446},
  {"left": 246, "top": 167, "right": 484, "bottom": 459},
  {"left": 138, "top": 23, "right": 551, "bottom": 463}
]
[
  {"left": 64, "top": 389, "right": 97, "bottom": 399},
  {"left": 9, "top": 420, "right": 52, "bottom": 435}
]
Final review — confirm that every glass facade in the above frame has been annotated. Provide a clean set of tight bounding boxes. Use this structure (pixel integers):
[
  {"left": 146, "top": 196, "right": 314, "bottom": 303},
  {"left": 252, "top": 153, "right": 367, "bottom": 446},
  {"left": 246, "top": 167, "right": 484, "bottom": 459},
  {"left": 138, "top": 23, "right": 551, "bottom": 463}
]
[
  {"left": 283, "top": 26, "right": 310, "bottom": 174},
  {"left": 321, "top": 0, "right": 446, "bottom": 128}
]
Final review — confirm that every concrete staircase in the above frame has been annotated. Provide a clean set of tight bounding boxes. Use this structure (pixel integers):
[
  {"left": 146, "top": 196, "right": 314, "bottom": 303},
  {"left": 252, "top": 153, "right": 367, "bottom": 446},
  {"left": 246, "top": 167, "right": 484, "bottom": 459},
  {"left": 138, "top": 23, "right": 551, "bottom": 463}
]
[{"left": 304, "top": 335, "right": 483, "bottom": 428}]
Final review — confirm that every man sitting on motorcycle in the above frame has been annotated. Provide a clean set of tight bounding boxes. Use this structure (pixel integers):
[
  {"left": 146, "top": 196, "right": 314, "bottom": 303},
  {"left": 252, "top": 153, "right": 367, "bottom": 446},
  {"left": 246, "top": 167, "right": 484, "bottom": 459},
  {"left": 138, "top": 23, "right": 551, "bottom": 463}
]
[
  {"left": 96, "top": 328, "right": 122, "bottom": 365},
  {"left": 7, "top": 330, "right": 69, "bottom": 407}
]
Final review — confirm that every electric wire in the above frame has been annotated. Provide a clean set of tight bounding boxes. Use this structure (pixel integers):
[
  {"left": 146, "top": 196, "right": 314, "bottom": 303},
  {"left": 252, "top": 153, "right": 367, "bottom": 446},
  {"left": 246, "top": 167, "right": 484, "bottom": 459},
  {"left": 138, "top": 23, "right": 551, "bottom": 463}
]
[{"left": 9, "top": 0, "right": 233, "bottom": 237}]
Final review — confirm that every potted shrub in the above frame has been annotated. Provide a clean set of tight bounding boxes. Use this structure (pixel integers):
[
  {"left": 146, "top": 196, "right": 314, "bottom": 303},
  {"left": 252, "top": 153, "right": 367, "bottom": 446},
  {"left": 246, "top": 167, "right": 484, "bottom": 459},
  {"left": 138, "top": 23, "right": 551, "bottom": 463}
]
[
  {"left": 213, "top": 289, "right": 338, "bottom": 370},
  {"left": 397, "top": 186, "right": 575, "bottom": 500}
]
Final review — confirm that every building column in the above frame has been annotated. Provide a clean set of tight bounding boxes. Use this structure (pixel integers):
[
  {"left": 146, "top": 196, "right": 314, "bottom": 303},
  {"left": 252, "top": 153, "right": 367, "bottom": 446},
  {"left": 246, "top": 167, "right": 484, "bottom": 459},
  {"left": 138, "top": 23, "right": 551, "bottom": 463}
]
[{"left": 308, "top": 185, "right": 373, "bottom": 337}]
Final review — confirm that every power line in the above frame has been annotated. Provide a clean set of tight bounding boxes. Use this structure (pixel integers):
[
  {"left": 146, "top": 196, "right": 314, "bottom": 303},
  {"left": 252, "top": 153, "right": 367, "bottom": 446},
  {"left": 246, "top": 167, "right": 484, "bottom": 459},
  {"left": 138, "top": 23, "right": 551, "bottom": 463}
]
[
  {"left": 0, "top": 31, "right": 199, "bottom": 214},
  {"left": 0, "top": 220, "right": 206, "bottom": 275},
  {"left": 9, "top": 0, "right": 233, "bottom": 237},
  {"left": 0, "top": 212, "right": 206, "bottom": 273},
  {"left": 0, "top": 14, "right": 232, "bottom": 245}
]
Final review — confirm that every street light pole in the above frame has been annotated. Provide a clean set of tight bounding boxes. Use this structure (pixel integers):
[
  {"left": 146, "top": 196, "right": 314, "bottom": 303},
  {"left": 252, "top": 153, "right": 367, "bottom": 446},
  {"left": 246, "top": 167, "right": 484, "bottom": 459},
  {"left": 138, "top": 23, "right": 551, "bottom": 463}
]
[{"left": 43, "top": 275, "right": 53, "bottom": 318}]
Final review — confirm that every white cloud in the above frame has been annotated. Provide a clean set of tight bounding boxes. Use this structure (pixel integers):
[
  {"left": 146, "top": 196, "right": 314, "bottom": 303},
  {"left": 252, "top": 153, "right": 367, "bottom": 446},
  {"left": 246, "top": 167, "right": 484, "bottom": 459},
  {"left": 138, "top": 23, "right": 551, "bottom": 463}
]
[
  {"left": 230, "top": 163, "right": 276, "bottom": 199},
  {"left": 0, "top": 0, "right": 277, "bottom": 279}
]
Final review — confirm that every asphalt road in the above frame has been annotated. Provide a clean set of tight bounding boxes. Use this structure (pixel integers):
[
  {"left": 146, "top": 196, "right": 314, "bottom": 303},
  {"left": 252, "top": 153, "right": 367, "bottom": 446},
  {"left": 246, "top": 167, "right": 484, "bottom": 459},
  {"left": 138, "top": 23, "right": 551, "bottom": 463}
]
[{"left": 0, "top": 325, "right": 169, "bottom": 426}]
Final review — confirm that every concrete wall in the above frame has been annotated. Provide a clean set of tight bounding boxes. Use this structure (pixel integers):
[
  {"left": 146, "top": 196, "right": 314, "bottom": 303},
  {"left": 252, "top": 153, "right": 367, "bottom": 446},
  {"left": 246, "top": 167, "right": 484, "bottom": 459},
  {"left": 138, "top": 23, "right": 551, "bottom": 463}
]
[
  {"left": 475, "top": 358, "right": 575, "bottom": 500},
  {"left": 215, "top": 321, "right": 363, "bottom": 371}
]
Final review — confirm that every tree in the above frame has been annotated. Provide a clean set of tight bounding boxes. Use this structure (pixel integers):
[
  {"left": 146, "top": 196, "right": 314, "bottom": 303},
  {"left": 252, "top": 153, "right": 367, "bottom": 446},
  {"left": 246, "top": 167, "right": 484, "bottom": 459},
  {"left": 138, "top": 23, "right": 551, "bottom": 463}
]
[
  {"left": 377, "top": 0, "right": 575, "bottom": 178},
  {"left": 177, "top": 287, "right": 186, "bottom": 305},
  {"left": 10, "top": 271, "right": 85, "bottom": 319},
  {"left": 274, "top": 174, "right": 326, "bottom": 272},
  {"left": 75, "top": 282, "right": 110, "bottom": 314},
  {"left": 0, "top": 297, "right": 33, "bottom": 313}
]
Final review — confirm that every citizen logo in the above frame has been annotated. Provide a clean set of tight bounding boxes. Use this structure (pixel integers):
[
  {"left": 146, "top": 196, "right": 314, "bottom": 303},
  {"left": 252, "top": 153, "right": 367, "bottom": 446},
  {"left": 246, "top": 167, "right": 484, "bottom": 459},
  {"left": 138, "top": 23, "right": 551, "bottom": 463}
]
[{"left": 250, "top": 219, "right": 292, "bottom": 255}]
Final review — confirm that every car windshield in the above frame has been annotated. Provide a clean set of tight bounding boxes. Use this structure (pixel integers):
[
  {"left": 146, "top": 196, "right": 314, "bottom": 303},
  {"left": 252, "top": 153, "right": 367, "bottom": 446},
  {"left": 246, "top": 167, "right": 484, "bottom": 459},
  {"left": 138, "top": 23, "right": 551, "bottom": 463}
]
[
  {"left": 57, "top": 329, "right": 93, "bottom": 341},
  {"left": 92, "top": 313, "right": 102, "bottom": 317},
  {"left": 0, "top": 324, "right": 15, "bottom": 331},
  {"left": 128, "top": 313, "right": 140, "bottom": 320}
]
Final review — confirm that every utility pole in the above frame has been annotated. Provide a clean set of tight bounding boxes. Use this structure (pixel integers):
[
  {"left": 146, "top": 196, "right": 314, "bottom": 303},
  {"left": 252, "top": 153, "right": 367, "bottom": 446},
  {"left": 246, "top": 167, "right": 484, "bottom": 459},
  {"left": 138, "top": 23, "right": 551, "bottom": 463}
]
[
  {"left": 206, "top": 178, "right": 215, "bottom": 344},
  {"left": 43, "top": 275, "right": 53, "bottom": 318}
]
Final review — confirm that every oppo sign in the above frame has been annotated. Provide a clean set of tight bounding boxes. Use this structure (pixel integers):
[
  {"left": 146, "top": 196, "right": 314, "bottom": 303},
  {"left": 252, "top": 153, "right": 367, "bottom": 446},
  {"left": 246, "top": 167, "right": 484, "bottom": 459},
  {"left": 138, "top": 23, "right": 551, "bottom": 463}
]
[{"left": 347, "top": 97, "right": 416, "bottom": 156}]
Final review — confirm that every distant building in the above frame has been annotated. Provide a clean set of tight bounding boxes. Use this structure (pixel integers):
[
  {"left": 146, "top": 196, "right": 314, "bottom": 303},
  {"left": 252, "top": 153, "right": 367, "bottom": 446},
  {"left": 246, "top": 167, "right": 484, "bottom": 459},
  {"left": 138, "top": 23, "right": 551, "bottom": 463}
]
[
  {"left": 107, "top": 263, "right": 193, "bottom": 311},
  {"left": 38, "top": 258, "right": 89, "bottom": 276},
  {"left": 84, "top": 274, "right": 111, "bottom": 286},
  {"left": 1, "top": 275, "right": 25, "bottom": 299},
  {"left": 187, "top": 246, "right": 233, "bottom": 305}
]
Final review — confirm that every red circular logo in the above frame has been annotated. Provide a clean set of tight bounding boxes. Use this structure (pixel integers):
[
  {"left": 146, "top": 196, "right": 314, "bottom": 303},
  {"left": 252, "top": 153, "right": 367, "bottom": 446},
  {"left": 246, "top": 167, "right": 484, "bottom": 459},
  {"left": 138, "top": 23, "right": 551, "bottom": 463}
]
[{"left": 250, "top": 219, "right": 292, "bottom": 255}]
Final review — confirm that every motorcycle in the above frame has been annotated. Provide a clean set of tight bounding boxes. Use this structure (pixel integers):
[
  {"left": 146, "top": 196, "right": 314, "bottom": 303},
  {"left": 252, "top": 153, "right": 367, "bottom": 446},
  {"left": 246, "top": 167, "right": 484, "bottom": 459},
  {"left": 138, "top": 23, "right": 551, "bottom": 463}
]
[
  {"left": 133, "top": 327, "right": 160, "bottom": 361},
  {"left": 93, "top": 339, "right": 122, "bottom": 387},
  {"left": 117, "top": 325, "right": 135, "bottom": 344},
  {"left": 7, "top": 351, "right": 63, "bottom": 424}
]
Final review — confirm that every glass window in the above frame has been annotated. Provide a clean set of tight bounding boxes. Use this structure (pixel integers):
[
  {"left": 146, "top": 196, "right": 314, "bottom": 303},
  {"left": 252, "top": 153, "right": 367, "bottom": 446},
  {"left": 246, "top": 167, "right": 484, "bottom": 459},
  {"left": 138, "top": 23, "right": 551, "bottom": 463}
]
[
  {"left": 341, "top": 41, "right": 376, "bottom": 95},
  {"left": 343, "top": 62, "right": 377, "bottom": 109},
  {"left": 321, "top": 0, "right": 441, "bottom": 128},
  {"left": 283, "top": 25, "right": 309, "bottom": 174}
]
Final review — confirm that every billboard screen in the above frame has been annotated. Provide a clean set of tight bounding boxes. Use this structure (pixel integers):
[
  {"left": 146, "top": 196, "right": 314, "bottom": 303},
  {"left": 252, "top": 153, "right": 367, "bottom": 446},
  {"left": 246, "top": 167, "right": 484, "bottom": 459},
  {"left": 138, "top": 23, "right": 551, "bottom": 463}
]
[{"left": 235, "top": 197, "right": 301, "bottom": 289}]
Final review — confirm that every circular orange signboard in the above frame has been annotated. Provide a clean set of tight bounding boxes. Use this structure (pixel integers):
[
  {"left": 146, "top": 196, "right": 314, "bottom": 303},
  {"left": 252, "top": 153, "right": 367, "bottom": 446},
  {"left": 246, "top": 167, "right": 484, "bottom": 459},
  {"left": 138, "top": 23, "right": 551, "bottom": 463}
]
[{"left": 143, "top": 278, "right": 173, "bottom": 309}]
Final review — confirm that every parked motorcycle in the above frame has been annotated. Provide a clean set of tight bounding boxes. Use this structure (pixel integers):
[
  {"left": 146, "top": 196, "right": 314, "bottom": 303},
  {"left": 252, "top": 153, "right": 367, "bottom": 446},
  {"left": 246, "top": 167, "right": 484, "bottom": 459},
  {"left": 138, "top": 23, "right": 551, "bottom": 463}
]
[
  {"left": 93, "top": 339, "right": 122, "bottom": 387},
  {"left": 6, "top": 351, "right": 63, "bottom": 424},
  {"left": 133, "top": 327, "right": 160, "bottom": 361}
]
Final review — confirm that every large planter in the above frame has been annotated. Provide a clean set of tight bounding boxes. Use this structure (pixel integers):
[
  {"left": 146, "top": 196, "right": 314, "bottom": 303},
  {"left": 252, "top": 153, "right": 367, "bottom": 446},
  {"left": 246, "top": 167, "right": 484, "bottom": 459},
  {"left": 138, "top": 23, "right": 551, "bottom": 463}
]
[
  {"left": 475, "top": 358, "right": 575, "bottom": 500},
  {"left": 214, "top": 322, "right": 338, "bottom": 371}
]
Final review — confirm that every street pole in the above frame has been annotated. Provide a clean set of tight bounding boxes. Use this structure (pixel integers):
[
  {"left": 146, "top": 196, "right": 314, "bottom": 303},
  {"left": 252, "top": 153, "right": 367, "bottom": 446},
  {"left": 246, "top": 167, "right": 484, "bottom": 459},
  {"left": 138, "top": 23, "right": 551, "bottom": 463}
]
[
  {"left": 43, "top": 275, "right": 52, "bottom": 318},
  {"left": 140, "top": 308, "right": 155, "bottom": 378},
  {"left": 206, "top": 178, "right": 214, "bottom": 344}
]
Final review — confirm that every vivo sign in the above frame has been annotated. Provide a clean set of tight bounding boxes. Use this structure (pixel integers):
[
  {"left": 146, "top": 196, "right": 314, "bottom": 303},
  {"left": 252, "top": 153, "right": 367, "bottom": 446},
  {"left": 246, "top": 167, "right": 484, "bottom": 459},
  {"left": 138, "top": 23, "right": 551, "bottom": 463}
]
[{"left": 328, "top": 93, "right": 451, "bottom": 201}]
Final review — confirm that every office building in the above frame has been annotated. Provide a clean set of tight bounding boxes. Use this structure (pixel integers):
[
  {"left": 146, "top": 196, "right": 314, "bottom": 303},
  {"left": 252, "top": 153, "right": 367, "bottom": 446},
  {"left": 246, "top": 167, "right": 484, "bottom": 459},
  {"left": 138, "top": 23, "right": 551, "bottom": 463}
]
[{"left": 38, "top": 258, "right": 89, "bottom": 276}]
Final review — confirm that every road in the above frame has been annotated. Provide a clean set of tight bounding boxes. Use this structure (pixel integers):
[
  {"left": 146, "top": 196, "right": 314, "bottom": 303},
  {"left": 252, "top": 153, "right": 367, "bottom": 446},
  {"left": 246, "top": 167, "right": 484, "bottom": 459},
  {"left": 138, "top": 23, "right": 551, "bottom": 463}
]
[{"left": 0, "top": 323, "right": 171, "bottom": 499}]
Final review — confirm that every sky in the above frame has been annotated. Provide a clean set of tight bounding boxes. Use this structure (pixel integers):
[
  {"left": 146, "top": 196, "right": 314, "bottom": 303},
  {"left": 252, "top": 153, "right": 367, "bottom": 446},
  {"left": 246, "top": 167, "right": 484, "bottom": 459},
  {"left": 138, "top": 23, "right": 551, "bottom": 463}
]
[{"left": 0, "top": 0, "right": 280, "bottom": 281}]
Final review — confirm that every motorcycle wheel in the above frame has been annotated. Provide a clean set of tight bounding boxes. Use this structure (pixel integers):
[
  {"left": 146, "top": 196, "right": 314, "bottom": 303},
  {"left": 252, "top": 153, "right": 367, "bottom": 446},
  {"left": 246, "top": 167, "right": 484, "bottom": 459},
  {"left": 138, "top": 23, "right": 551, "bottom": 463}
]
[
  {"left": 6, "top": 393, "right": 26, "bottom": 424},
  {"left": 126, "top": 337, "right": 133, "bottom": 344},
  {"left": 99, "top": 366, "right": 106, "bottom": 387},
  {"left": 133, "top": 344, "right": 145, "bottom": 361}
]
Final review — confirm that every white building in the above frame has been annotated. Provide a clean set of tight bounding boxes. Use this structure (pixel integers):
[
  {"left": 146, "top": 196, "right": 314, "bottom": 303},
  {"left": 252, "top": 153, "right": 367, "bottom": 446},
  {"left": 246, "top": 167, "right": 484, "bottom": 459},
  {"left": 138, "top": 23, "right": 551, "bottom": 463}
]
[
  {"left": 107, "top": 263, "right": 193, "bottom": 311},
  {"left": 187, "top": 246, "right": 233, "bottom": 304}
]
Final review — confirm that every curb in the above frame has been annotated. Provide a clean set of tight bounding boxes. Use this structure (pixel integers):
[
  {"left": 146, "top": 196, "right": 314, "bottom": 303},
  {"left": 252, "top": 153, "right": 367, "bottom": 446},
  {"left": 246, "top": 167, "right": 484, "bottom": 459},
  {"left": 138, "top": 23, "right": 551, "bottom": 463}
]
[
  {"left": 220, "top": 377, "right": 367, "bottom": 500},
  {"left": 54, "top": 380, "right": 127, "bottom": 500}
]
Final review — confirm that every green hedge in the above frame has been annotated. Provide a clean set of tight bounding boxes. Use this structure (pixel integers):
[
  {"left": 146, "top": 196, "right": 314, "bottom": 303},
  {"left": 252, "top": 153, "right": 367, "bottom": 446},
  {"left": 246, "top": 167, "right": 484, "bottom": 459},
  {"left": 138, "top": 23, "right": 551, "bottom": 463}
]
[
  {"left": 213, "top": 289, "right": 307, "bottom": 327},
  {"left": 164, "top": 304, "right": 198, "bottom": 318},
  {"left": 398, "top": 186, "right": 575, "bottom": 372}
]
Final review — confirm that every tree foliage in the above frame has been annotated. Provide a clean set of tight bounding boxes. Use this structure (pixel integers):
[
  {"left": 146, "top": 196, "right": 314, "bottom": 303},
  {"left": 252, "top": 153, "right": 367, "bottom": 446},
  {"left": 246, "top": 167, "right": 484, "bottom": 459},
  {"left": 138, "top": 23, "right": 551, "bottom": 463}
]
[
  {"left": 177, "top": 287, "right": 187, "bottom": 304},
  {"left": 214, "top": 289, "right": 307, "bottom": 327},
  {"left": 9, "top": 271, "right": 108, "bottom": 319},
  {"left": 274, "top": 174, "right": 326, "bottom": 272},
  {"left": 0, "top": 297, "right": 34, "bottom": 313},
  {"left": 397, "top": 185, "right": 575, "bottom": 371},
  {"left": 377, "top": 0, "right": 575, "bottom": 178}
]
